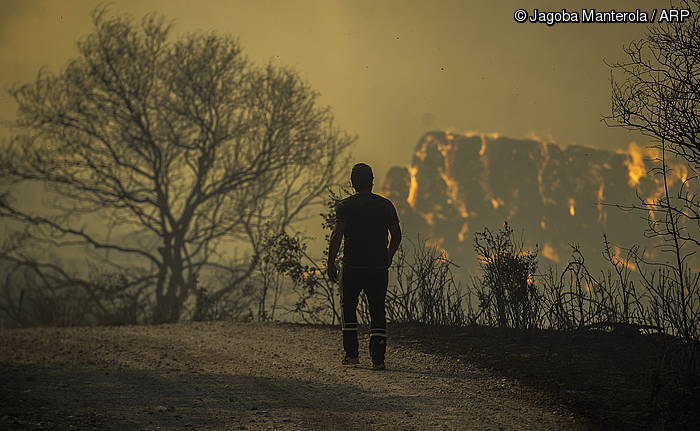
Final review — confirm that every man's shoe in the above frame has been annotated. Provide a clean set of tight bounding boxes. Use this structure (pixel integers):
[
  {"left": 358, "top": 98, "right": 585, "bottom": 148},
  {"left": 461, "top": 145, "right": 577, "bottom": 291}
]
[
  {"left": 342, "top": 356, "right": 359, "bottom": 366},
  {"left": 371, "top": 362, "right": 385, "bottom": 371}
]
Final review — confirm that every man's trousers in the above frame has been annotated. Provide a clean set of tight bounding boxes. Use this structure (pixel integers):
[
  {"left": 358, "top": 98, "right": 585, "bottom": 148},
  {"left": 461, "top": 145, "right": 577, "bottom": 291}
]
[{"left": 340, "top": 266, "right": 388, "bottom": 364}]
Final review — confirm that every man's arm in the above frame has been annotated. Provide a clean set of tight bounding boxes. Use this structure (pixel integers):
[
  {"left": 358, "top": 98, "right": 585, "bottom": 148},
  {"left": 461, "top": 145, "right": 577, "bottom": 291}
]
[
  {"left": 327, "top": 221, "right": 345, "bottom": 283},
  {"left": 388, "top": 223, "right": 402, "bottom": 266}
]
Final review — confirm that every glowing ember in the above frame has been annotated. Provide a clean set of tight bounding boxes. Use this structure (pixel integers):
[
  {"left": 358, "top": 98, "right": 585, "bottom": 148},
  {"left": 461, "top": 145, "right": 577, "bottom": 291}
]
[
  {"left": 568, "top": 198, "right": 575, "bottom": 216},
  {"left": 491, "top": 198, "right": 504, "bottom": 209}
]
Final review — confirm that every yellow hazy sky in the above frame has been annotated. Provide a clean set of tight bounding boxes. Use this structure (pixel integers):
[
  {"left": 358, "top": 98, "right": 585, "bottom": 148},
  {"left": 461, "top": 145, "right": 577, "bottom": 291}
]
[{"left": 0, "top": 0, "right": 664, "bottom": 181}]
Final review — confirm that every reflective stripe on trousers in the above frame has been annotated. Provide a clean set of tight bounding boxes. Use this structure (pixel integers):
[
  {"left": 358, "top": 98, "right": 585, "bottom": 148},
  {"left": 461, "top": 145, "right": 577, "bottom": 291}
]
[{"left": 340, "top": 266, "right": 388, "bottom": 363}]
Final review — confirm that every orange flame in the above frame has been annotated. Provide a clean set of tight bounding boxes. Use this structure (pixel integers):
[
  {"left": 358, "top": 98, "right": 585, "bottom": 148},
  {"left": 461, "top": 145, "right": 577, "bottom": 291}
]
[
  {"left": 424, "top": 238, "right": 449, "bottom": 258},
  {"left": 671, "top": 162, "right": 689, "bottom": 186},
  {"left": 596, "top": 184, "right": 606, "bottom": 223},
  {"left": 407, "top": 166, "right": 418, "bottom": 208},
  {"left": 439, "top": 172, "right": 469, "bottom": 218},
  {"left": 536, "top": 141, "right": 556, "bottom": 205},
  {"left": 568, "top": 198, "right": 575, "bottom": 216},
  {"left": 414, "top": 134, "right": 432, "bottom": 161},
  {"left": 491, "top": 198, "right": 504, "bottom": 209},
  {"left": 437, "top": 140, "right": 455, "bottom": 158},
  {"left": 479, "top": 139, "right": 487, "bottom": 156},
  {"left": 422, "top": 212, "right": 436, "bottom": 225},
  {"left": 542, "top": 243, "right": 560, "bottom": 264},
  {"left": 457, "top": 222, "right": 469, "bottom": 242},
  {"left": 612, "top": 246, "right": 637, "bottom": 271},
  {"left": 623, "top": 141, "right": 647, "bottom": 187}
]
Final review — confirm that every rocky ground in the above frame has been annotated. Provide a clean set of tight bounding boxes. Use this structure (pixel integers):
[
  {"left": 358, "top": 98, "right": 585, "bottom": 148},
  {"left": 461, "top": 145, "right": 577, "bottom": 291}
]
[{"left": 0, "top": 321, "right": 595, "bottom": 430}]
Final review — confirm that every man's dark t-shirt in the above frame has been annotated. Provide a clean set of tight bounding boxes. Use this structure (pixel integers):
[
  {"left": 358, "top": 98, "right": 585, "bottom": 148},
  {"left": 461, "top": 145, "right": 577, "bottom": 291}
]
[{"left": 335, "top": 193, "right": 400, "bottom": 268}]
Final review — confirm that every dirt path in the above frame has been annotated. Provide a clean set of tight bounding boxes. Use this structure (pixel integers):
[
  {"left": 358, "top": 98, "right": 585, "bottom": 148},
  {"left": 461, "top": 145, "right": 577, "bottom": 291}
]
[{"left": 0, "top": 322, "right": 594, "bottom": 430}]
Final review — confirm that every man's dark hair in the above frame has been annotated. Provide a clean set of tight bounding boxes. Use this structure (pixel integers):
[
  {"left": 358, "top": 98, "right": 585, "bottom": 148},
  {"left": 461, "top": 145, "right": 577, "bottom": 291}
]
[{"left": 351, "top": 163, "right": 373, "bottom": 191}]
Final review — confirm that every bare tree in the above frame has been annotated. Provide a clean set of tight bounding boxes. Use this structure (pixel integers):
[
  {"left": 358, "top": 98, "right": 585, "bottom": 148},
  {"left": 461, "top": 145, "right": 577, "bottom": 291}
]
[
  {"left": 0, "top": 8, "right": 352, "bottom": 323},
  {"left": 603, "top": 0, "right": 700, "bottom": 340},
  {"left": 604, "top": 0, "right": 700, "bottom": 167}
]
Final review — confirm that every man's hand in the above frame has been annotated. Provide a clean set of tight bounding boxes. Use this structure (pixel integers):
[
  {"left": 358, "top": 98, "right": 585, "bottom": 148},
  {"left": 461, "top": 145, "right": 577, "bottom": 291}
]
[
  {"left": 327, "top": 220, "right": 344, "bottom": 283},
  {"left": 388, "top": 223, "right": 402, "bottom": 268},
  {"left": 327, "top": 260, "right": 338, "bottom": 283}
]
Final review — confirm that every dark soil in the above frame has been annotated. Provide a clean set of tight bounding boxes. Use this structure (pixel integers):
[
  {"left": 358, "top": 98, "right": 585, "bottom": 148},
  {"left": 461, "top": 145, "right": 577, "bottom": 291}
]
[{"left": 389, "top": 323, "right": 700, "bottom": 430}]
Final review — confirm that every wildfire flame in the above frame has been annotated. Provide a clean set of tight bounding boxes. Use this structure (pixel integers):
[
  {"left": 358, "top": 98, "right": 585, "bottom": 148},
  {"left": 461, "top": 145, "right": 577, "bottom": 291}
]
[
  {"left": 479, "top": 138, "right": 487, "bottom": 156},
  {"left": 542, "top": 243, "right": 560, "bottom": 264},
  {"left": 414, "top": 134, "right": 434, "bottom": 161},
  {"left": 623, "top": 141, "right": 647, "bottom": 187},
  {"left": 596, "top": 184, "right": 606, "bottom": 224},
  {"left": 407, "top": 166, "right": 419, "bottom": 208},
  {"left": 457, "top": 222, "right": 469, "bottom": 242},
  {"left": 612, "top": 245, "right": 637, "bottom": 271},
  {"left": 536, "top": 141, "right": 556, "bottom": 205},
  {"left": 400, "top": 130, "right": 698, "bottom": 274},
  {"left": 422, "top": 212, "right": 436, "bottom": 225},
  {"left": 462, "top": 130, "right": 500, "bottom": 140},
  {"left": 440, "top": 172, "right": 469, "bottom": 218},
  {"left": 438, "top": 140, "right": 455, "bottom": 158},
  {"left": 424, "top": 238, "right": 449, "bottom": 258}
]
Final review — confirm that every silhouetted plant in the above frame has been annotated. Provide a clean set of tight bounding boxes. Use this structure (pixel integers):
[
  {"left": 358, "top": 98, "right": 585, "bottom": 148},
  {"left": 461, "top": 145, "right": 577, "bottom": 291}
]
[
  {"left": 539, "top": 239, "right": 649, "bottom": 331},
  {"left": 387, "top": 237, "right": 466, "bottom": 326},
  {"left": 604, "top": 6, "right": 700, "bottom": 425},
  {"left": 472, "top": 222, "right": 539, "bottom": 329},
  {"left": 261, "top": 229, "right": 340, "bottom": 325}
]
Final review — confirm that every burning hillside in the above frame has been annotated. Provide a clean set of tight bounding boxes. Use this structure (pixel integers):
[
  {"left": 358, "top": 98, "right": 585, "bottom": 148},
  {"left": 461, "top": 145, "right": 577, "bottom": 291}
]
[{"left": 382, "top": 131, "right": 693, "bottom": 272}]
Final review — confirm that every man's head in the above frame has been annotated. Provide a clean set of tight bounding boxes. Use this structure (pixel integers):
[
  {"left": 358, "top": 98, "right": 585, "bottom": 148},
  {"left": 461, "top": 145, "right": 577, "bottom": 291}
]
[{"left": 351, "top": 163, "right": 373, "bottom": 192}]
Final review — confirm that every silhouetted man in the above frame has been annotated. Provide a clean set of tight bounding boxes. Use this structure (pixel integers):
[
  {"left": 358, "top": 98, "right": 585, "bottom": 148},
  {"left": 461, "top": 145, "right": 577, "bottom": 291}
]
[{"left": 327, "top": 163, "right": 401, "bottom": 370}]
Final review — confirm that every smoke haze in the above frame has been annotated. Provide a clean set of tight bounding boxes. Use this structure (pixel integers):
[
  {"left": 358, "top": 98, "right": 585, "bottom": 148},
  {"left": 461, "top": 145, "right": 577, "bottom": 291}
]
[{"left": 1, "top": 0, "right": 663, "bottom": 183}]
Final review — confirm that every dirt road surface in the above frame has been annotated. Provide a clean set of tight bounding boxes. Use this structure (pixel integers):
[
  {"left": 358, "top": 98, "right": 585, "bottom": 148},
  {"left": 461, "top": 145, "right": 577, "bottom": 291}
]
[{"left": 0, "top": 322, "right": 595, "bottom": 430}]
